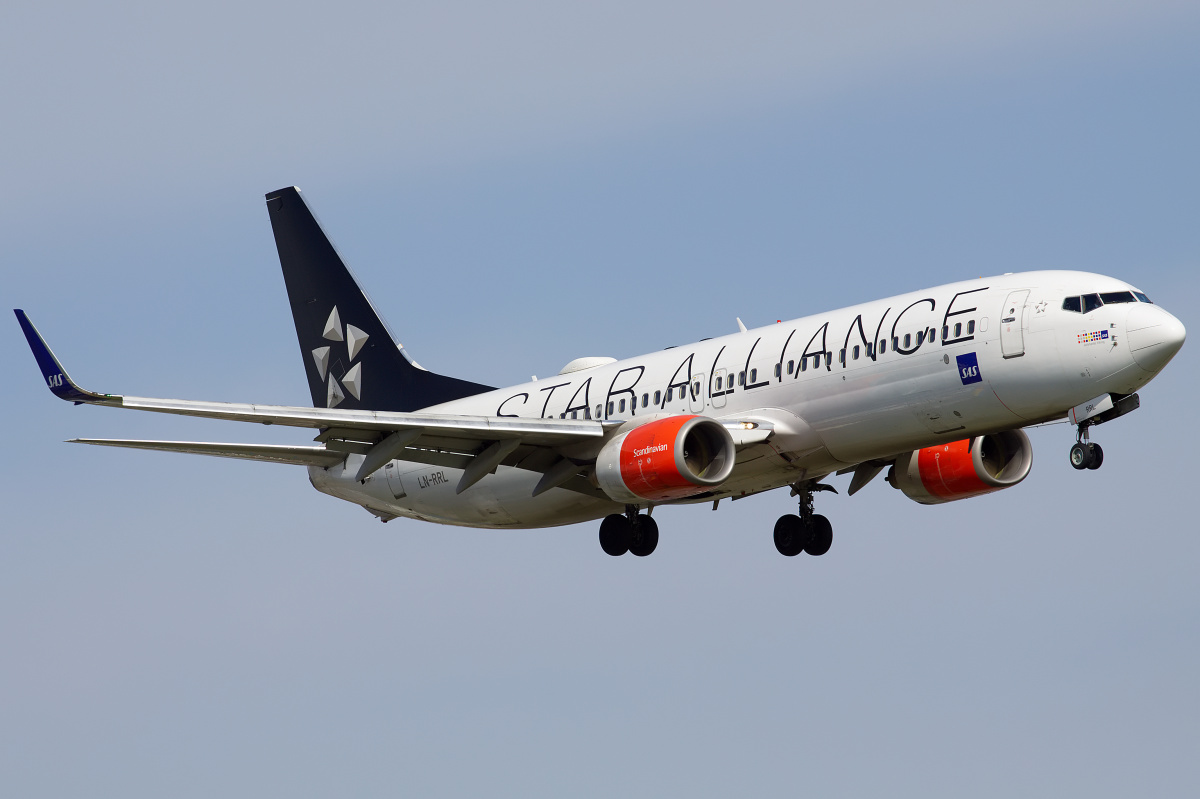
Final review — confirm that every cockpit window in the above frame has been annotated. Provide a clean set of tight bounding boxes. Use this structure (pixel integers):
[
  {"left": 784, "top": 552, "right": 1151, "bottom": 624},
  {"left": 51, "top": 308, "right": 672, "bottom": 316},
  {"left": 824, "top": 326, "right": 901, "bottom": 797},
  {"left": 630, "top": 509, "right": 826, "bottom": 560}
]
[
  {"left": 1062, "top": 296, "right": 1082, "bottom": 313},
  {"left": 1100, "top": 291, "right": 1136, "bottom": 304},
  {"left": 1134, "top": 292, "right": 1152, "bottom": 304},
  {"left": 1082, "top": 293, "right": 1103, "bottom": 313}
]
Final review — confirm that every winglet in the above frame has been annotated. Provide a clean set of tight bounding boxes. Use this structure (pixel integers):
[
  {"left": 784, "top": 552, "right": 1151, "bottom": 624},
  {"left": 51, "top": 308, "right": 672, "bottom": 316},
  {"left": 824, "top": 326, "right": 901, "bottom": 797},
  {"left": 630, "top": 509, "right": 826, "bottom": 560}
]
[{"left": 13, "top": 310, "right": 114, "bottom": 404}]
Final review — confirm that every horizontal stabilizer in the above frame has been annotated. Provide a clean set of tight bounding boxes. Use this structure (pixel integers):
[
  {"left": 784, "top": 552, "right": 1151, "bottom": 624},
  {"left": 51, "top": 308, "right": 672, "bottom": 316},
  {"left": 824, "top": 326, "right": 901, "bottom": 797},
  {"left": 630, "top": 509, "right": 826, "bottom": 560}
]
[{"left": 70, "top": 439, "right": 347, "bottom": 467}]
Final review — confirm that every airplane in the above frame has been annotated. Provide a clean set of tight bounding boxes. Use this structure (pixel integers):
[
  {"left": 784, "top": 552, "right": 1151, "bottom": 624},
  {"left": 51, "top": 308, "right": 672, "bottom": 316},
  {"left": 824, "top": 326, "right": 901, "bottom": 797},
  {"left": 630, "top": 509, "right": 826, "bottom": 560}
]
[{"left": 16, "top": 187, "right": 1187, "bottom": 558}]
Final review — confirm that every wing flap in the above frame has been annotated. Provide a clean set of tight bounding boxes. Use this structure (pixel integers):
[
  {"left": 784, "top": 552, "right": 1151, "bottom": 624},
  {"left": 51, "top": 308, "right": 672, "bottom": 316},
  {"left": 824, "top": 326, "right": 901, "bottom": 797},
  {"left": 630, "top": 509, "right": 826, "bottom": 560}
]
[{"left": 70, "top": 439, "right": 347, "bottom": 467}]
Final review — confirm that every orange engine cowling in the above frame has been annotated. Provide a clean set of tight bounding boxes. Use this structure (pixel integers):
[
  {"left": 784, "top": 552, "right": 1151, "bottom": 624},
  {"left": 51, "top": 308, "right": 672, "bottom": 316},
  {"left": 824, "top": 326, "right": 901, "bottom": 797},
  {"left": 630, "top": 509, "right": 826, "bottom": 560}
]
[
  {"left": 891, "top": 429, "right": 1033, "bottom": 505},
  {"left": 594, "top": 415, "right": 736, "bottom": 503}
]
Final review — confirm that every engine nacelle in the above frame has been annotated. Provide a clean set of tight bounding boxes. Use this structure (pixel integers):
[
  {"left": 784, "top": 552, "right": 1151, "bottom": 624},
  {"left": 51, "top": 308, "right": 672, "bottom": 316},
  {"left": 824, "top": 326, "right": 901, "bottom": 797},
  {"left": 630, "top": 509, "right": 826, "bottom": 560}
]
[
  {"left": 594, "top": 415, "right": 736, "bottom": 503},
  {"left": 892, "top": 429, "right": 1033, "bottom": 505}
]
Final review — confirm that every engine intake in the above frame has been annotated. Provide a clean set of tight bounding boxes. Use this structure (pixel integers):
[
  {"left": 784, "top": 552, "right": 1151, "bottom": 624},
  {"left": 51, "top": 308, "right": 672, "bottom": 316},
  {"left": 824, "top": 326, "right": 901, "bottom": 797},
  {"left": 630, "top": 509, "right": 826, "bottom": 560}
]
[
  {"left": 892, "top": 429, "right": 1033, "bottom": 505},
  {"left": 595, "top": 415, "right": 736, "bottom": 503}
]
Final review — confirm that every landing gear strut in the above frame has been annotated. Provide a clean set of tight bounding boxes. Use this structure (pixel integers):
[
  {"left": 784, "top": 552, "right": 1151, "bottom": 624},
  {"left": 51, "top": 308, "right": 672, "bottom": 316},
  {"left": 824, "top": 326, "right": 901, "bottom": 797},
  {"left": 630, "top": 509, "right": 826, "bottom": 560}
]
[
  {"left": 1069, "top": 423, "right": 1104, "bottom": 471},
  {"left": 599, "top": 505, "right": 659, "bottom": 557},
  {"left": 774, "top": 482, "right": 835, "bottom": 557}
]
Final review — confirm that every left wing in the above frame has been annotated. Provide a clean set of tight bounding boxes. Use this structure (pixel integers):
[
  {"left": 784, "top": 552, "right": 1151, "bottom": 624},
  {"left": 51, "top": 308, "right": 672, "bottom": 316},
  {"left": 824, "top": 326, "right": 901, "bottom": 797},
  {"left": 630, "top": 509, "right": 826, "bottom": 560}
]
[
  {"left": 17, "top": 310, "right": 774, "bottom": 495},
  {"left": 16, "top": 309, "right": 612, "bottom": 490}
]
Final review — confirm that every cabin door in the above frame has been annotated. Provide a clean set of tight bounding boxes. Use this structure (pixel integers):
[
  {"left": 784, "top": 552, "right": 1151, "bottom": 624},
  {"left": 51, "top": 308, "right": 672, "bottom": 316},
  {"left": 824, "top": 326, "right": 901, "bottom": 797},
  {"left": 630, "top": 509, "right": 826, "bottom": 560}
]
[{"left": 1000, "top": 289, "right": 1030, "bottom": 359}]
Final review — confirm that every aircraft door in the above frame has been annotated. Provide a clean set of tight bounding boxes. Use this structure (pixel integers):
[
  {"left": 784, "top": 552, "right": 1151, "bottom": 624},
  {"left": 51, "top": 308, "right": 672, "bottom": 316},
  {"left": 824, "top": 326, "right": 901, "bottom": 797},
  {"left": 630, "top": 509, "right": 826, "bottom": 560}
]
[
  {"left": 711, "top": 369, "right": 728, "bottom": 409},
  {"left": 382, "top": 461, "right": 407, "bottom": 499},
  {"left": 690, "top": 373, "right": 706, "bottom": 413},
  {"left": 1000, "top": 289, "right": 1030, "bottom": 359}
]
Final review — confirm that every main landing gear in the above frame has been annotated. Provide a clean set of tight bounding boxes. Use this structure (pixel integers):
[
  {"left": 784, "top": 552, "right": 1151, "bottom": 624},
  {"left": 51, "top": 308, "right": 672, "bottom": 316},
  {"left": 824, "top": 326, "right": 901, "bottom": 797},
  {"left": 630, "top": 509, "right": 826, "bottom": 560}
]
[
  {"left": 1069, "top": 423, "right": 1104, "bottom": 471},
  {"left": 774, "top": 482, "right": 836, "bottom": 557},
  {"left": 599, "top": 505, "right": 659, "bottom": 557}
]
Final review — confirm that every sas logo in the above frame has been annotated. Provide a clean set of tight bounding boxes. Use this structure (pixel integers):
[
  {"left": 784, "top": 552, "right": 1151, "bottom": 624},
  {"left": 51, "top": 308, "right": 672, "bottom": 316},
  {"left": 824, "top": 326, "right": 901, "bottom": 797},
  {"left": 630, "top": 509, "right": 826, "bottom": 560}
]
[
  {"left": 1077, "top": 330, "right": 1109, "bottom": 346},
  {"left": 956, "top": 352, "right": 983, "bottom": 385}
]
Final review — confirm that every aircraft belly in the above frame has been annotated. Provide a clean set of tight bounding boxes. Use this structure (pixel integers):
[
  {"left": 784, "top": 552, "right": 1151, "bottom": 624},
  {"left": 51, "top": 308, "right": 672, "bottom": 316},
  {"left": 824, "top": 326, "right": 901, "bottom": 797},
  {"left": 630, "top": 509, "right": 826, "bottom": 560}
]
[{"left": 309, "top": 460, "right": 616, "bottom": 529}]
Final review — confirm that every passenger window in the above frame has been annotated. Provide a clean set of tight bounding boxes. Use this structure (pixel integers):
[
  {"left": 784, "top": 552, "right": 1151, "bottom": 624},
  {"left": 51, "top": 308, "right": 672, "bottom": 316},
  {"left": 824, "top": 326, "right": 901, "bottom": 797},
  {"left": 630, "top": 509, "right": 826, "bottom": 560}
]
[
  {"left": 879, "top": 339, "right": 887, "bottom": 354},
  {"left": 1082, "top": 293, "right": 1103, "bottom": 313},
  {"left": 749, "top": 370, "right": 756, "bottom": 383},
  {"left": 954, "top": 322, "right": 962, "bottom": 337},
  {"left": 571, "top": 411, "right": 577, "bottom": 419},
  {"left": 666, "top": 387, "right": 673, "bottom": 402},
  {"left": 892, "top": 336, "right": 899, "bottom": 350},
  {"left": 866, "top": 344, "right": 873, "bottom": 358},
  {"left": 642, "top": 393, "right": 649, "bottom": 407},
  {"left": 1062, "top": 296, "right": 1082, "bottom": 313},
  {"left": 607, "top": 401, "right": 614, "bottom": 415},
  {"left": 942, "top": 325, "right": 949, "bottom": 340},
  {"left": 916, "top": 331, "right": 924, "bottom": 346},
  {"left": 738, "top": 372, "right": 745, "bottom": 386},
  {"left": 825, "top": 353, "right": 832, "bottom": 368},
  {"left": 839, "top": 349, "right": 846, "bottom": 364},
  {"left": 595, "top": 405, "right": 602, "bottom": 418},
  {"left": 787, "top": 360, "right": 794, "bottom": 374},
  {"left": 774, "top": 363, "right": 781, "bottom": 378},
  {"left": 903, "top": 333, "right": 911, "bottom": 348},
  {"left": 1135, "top": 292, "right": 1152, "bottom": 304},
  {"left": 929, "top": 328, "right": 936, "bottom": 343},
  {"left": 618, "top": 399, "right": 625, "bottom": 413},
  {"left": 715, "top": 376, "right": 722, "bottom": 390},
  {"left": 967, "top": 320, "right": 975, "bottom": 334},
  {"left": 853, "top": 345, "right": 860, "bottom": 360},
  {"left": 1100, "top": 291, "right": 1135, "bottom": 304},
  {"left": 653, "top": 391, "right": 661, "bottom": 406},
  {"left": 800, "top": 358, "right": 807, "bottom": 372}
]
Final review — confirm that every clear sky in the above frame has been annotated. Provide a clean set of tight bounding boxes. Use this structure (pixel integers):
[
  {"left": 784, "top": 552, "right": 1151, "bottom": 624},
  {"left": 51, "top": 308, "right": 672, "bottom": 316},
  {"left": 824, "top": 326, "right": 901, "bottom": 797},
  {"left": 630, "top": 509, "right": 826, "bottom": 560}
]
[{"left": 3, "top": 2, "right": 1198, "bottom": 796}]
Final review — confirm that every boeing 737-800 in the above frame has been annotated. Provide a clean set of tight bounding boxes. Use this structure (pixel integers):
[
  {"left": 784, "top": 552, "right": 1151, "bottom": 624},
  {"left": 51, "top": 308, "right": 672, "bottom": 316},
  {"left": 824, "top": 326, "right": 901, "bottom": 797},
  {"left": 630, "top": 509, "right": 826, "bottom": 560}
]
[{"left": 16, "top": 187, "right": 1187, "bottom": 558}]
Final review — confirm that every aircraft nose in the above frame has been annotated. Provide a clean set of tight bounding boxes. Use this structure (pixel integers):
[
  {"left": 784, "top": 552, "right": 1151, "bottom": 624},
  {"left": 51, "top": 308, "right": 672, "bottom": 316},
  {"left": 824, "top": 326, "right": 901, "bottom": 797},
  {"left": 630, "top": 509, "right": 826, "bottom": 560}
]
[{"left": 1127, "top": 304, "right": 1186, "bottom": 374}]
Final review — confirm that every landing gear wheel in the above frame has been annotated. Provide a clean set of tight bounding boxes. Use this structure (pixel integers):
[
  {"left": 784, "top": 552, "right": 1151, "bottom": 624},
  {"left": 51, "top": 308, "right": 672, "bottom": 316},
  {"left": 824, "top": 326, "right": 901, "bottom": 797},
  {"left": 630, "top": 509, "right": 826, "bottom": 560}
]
[
  {"left": 805, "top": 515, "right": 833, "bottom": 556},
  {"left": 599, "top": 514, "right": 631, "bottom": 556},
  {"left": 774, "top": 514, "right": 810, "bottom": 557},
  {"left": 629, "top": 515, "right": 659, "bottom": 557},
  {"left": 1086, "top": 443, "right": 1104, "bottom": 470},
  {"left": 1069, "top": 442, "right": 1091, "bottom": 470}
]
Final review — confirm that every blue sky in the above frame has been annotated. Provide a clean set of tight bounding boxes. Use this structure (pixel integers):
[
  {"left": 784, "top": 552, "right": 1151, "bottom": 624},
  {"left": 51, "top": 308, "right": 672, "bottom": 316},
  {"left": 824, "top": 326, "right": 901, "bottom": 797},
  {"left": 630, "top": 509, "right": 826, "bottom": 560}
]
[{"left": 3, "top": 3, "right": 1199, "bottom": 796}]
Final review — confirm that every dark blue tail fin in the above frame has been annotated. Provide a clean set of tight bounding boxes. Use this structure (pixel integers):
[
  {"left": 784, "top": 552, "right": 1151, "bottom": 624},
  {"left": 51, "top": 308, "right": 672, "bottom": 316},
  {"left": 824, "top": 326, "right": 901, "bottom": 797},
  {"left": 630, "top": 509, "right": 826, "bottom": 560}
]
[{"left": 265, "top": 187, "right": 494, "bottom": 411}]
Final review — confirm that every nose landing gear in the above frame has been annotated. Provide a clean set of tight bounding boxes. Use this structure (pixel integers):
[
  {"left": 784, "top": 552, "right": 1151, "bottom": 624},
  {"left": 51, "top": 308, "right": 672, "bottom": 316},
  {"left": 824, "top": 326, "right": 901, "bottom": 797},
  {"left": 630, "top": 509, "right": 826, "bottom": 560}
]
[
  {"left": 1069, "top": 424, "right": 1104, "bottom": 471},
  {"left": 774, "top": 482, "right": 835, "bottom": 557}
]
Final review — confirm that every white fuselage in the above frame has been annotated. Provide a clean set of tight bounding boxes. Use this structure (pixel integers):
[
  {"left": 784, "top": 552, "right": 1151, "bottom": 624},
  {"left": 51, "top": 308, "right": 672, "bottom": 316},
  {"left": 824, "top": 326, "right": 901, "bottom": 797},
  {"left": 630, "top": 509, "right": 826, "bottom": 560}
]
[{"left": 309, "top": 271, "right": 1182, "bottom": 528}]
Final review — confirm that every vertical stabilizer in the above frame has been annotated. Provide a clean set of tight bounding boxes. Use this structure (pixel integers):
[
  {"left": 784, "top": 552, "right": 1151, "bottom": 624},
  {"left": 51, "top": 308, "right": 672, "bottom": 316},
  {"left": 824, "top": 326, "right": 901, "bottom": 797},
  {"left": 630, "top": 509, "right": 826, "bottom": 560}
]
[{"left": 265, "top": 187, "right": 494, "bottom": 411}]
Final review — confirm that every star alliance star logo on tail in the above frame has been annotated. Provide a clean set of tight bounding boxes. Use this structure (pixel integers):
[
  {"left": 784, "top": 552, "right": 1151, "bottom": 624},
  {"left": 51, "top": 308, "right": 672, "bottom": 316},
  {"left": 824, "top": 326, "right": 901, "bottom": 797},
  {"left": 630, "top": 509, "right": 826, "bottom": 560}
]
[{"left": 310, "top": 306, "right": 368, "bottom": 407}]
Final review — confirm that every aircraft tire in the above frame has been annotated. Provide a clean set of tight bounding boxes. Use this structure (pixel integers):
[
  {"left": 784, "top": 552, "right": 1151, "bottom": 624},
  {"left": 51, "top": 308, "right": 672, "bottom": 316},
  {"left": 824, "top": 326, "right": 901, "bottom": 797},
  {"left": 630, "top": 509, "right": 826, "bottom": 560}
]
[
  {"left": 1069, "top": 443, "right": 1091, "bottom": 470},
  {"left": 805, "top": 515, "right": 833, "bottom": 557},
  {"left": 629, "top": 515, "right": 659, "bottom": 557},
  {"left": 1086, "top": 443, "right": 1104, "bottom": 470},
  {"left": 599, "top": 514, "right": 631, "bottom": 556},
  {"left": 773, "top": 514, "right": 809, "bottom": 557}
]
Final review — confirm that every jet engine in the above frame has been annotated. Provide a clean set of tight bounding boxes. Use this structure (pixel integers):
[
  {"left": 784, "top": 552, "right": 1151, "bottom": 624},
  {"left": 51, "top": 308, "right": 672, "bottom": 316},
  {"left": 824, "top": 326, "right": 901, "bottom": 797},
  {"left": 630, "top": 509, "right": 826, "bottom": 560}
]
[
  {"left": 594, "top": 415, "right": 736, "bottom": 503},
  {"left": 890, "top": 429, "right": 1033, "bottom": 505}
]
